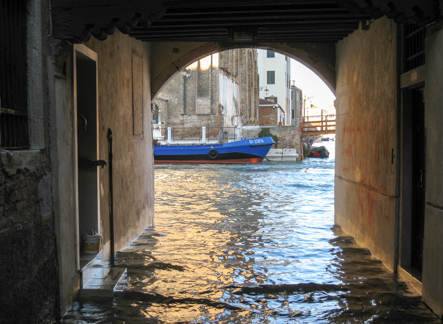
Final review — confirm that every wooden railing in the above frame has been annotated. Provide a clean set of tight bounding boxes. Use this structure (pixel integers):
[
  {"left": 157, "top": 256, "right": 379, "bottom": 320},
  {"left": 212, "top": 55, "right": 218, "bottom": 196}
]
[{"left": 300, "top": 114, "right": 336, "bottom": 136}]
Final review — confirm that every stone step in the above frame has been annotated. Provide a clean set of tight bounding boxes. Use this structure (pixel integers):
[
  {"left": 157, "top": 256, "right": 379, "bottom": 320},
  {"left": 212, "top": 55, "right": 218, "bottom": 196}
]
[{"left": 81, "top": 266, "right": 127, "bottom": 298}]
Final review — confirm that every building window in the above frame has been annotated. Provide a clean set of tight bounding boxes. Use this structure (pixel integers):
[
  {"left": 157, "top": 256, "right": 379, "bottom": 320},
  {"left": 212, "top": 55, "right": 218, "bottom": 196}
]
[
  {"left": 402, "top": 23, "right": 426, "bottom": 72},
  {"left": 152, "top": 104, "right": 159, "bottom": 124},
  {"left": 267, "top": 50, "right": 275, "bottom": 58},
  {"left": 265, "top": 96, "right": 277, "bottom": 103},
  {"left": 1, "top": 0, "right": 29, "bottom": 149},
  {"left": 267, "top": 71, "right": 275, "bottom": 84}
]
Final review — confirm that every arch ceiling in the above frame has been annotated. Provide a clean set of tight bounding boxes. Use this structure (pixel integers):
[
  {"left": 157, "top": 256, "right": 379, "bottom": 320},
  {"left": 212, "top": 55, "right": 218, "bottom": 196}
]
[
  {"left": 52, "top": 0, "right": 438, "bottom": 96},
  {"left": 53, "top": 0, "right": 437, "bottom": 43},
  {"left": 149, "top": 42, "right": 338, "bottom": 96}
]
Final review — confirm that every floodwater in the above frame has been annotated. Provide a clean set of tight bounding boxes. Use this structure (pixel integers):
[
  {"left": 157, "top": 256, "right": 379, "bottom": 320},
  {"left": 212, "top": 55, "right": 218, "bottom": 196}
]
[{"left": 63, "top": 142, "right": 440, "bottom": 323}]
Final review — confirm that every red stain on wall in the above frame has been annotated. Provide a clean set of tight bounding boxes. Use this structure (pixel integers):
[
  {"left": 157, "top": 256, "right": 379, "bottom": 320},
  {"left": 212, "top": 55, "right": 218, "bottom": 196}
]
[{"left": 339, "top": 101, "right": 396, "bottom": 195}]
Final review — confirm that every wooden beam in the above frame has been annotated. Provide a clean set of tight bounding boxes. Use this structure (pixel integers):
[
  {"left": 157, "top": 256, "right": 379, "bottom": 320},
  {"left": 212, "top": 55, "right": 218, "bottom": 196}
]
[
  {"left": 161, "top": 0, "right": 338, "bottom": 9},
  {"left": 130, "top": 27, "right": 227, "bottom": 34},
  {"left": 51, "top": 0, "right": 436, "bottom": 43},
  {"left": 156, "top": 14, "right": 368, "bottom": 23},
  {"left": 302, "top": 130, "right": 336, "bottom": 135},
  {"left": 52, "top": 0, "right": 162, "bottom": 8},
  {"left": 150, "top": 18, "right": 365, "bottom": 29},
  {"left": 164, "top": 6, "right": 348, "bottom": 16}
]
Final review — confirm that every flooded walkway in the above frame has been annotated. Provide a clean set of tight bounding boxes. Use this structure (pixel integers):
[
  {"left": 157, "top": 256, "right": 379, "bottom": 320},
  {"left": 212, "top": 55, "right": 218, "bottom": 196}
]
[{"left": 63, "top": 143, "right": 440, "bottom": 323}]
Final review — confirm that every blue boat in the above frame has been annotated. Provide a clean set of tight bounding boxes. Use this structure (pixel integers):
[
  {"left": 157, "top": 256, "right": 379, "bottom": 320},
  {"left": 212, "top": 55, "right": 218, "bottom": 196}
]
[{"left": 154, "top": 137, "right": 275, "bottom": 164}]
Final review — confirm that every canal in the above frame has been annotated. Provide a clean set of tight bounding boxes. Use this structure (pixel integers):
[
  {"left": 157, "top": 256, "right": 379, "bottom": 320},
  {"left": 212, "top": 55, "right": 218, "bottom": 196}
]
[{"left": 63, "top": 142, "right": 440, "bottom": 323}]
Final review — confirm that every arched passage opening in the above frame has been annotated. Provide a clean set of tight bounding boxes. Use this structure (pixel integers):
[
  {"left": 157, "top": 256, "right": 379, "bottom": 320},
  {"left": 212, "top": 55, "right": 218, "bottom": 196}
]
[{"left": 151, "top": 46, "right": 336, "bottom": 156}]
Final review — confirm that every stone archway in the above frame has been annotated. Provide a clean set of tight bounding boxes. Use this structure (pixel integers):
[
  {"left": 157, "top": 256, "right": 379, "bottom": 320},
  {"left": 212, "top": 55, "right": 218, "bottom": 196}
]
[{"left": 150, "top": 41, "right": 336, "bottom": 99}]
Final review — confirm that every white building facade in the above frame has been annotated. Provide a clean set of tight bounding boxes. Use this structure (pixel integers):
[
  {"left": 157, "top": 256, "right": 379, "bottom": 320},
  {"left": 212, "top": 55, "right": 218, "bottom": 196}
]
[{"left": 257, "top": 49, "right": 291, "bottom": 126}]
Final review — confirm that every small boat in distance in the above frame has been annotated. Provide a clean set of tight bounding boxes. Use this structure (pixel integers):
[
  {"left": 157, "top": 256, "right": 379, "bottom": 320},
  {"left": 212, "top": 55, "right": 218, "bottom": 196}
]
[{"left": 154, "top": 137, "right": 275, "bottom": 164}]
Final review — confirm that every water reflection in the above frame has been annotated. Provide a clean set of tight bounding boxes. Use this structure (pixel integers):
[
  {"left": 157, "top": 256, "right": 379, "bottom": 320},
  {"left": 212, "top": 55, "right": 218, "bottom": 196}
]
[{"left": 63, "top": 142, "right": 439, "bottom": 323}]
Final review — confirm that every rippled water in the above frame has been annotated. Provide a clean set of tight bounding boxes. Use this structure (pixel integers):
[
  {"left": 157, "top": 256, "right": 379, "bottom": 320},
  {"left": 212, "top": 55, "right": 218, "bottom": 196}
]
[{"left": 63, "top": 142, "right": 440, "bottom": 323}]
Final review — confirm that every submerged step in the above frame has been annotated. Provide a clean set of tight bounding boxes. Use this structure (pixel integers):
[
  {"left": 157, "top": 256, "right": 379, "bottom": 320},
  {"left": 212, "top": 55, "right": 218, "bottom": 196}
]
[{"left": 81, "top": 267, "right": 127, "bottom": 298}]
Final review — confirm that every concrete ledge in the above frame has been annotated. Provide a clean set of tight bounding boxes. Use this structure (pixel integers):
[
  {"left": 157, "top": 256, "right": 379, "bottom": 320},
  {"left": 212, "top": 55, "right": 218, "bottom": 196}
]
[
  {"left": 266, "top": 148, "right": 299, "bottom": 161},
  {"left": 81, "top": 253, "right": 127, "bottom": 298},
  {"left": 82, "top": 267, "right": 127, "bottom": 298},
  {"left": 398, "top": 266, "right": 423, "bottom": 296}
]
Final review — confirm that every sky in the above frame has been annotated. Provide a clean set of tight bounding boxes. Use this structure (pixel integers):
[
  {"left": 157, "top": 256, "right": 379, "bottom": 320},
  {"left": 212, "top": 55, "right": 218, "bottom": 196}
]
[{"left": 290, "top": 59, "right": 335, "bottom": 108}]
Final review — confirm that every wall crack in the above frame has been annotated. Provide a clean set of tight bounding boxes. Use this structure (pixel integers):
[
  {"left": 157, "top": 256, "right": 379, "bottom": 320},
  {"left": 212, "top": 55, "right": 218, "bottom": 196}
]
[{"left": 335, "top": 175, "right": 397, "bottom": 199}]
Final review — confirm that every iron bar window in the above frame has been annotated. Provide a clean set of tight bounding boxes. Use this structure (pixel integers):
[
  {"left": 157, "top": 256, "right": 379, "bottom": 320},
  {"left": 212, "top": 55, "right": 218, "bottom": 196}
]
[
  {"left": 1, "top": 0, "right": 29, "bottom": 149},
  {"left": 1, "top": 108, "right": 29, "bottom": 149},
  {"left": 403, "top": 22, "right": 426, "bottom": 72}
]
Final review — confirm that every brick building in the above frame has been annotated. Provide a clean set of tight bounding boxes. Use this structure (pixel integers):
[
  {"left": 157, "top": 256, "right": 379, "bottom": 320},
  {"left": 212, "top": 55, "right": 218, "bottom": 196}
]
[
  {"left": 258, "top": 98, "right": 285, "bottom": 126},
  {"left": 153, "top": 49, "right": 259, "bottom": 142}
]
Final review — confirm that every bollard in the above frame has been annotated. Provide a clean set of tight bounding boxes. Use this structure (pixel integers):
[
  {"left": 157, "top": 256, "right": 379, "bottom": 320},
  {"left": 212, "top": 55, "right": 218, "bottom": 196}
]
[
  {"left": 202, "top": 126, "right": 206, "bottom": 143},
  {"left": 237, "top": 127, "right": 242, "bottom": 141},
  {"left": 167, "top": 127, "right": 172, "bottom": 144}
]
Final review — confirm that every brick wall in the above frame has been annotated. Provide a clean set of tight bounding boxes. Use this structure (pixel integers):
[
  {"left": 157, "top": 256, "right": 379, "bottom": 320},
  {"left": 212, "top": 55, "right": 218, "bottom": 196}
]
[
  {"left": 242, "top": 126, "right": 301, "bottom": 149},
  {"left": 154, "top": 49, "right": 259, "bottom": 133},
  {"left": 196, "top": 98, "right": 211, "bottom": 115},
  {"left": 259, "top": 106, "right": 278, "bottom": 126}
]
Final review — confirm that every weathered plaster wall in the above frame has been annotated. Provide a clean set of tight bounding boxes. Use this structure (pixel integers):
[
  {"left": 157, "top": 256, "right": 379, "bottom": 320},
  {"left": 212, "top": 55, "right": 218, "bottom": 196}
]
[
  {"left": 0, "top": 153, "right": 58, "bottom": 323},
  {"left": 219, "top": 70, "right": 240, "bottom": 129},
  {"left": 53, "top": 51, "right": 78, "bottom": 316},
  {"left": 0, "top": 1, "right": 58, "bottom": 322},
  {"left": 422, "top": 25, "right": 443, "bottom": 317},
  {"left": 335, "top": 17, "right": 398, "bottom": 270},
  {"left": 53, "top": 31, "right": 155, "bottom": 316},
  {"left": 220, "top": 49, "right": 259, "bottom": 125},
  {"left": 86, "top": 31, "right": 154, "bottom": 253}
]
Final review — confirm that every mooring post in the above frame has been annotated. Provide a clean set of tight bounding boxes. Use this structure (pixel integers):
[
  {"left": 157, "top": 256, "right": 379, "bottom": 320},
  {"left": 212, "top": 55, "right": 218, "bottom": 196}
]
[
  {"left": 202, "top": 126, "right": 206, "bottom": 143},
  {"left": 167, "top": 127, "right": 172, "bottom": 144}
]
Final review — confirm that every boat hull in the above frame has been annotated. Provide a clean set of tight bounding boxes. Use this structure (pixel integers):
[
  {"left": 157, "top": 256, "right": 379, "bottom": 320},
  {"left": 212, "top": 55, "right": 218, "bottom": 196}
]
[
  {"left": 154, "top": 137, "right": 275, "bottom": 164},
  {"left": 154, "top": 157, "right": 264, "bottom": 164}
]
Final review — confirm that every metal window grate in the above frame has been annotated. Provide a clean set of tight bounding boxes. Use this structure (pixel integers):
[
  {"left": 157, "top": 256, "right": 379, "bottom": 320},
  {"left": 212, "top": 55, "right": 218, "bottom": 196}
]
[
  {"left": 1, "top": 108, "right": 29, "bottom": 149},
  {"left": 1, "top": 0, "right": 29, "bottom": 149},
  {"left": 403, "top": 23, "right": 426, "bottom": 72}
]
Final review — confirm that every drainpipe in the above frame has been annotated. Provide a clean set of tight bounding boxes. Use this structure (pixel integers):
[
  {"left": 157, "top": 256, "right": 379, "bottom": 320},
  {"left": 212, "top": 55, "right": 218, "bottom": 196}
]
[{"left": 107, "top": 128, "right": 115, "bottom": 267}]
